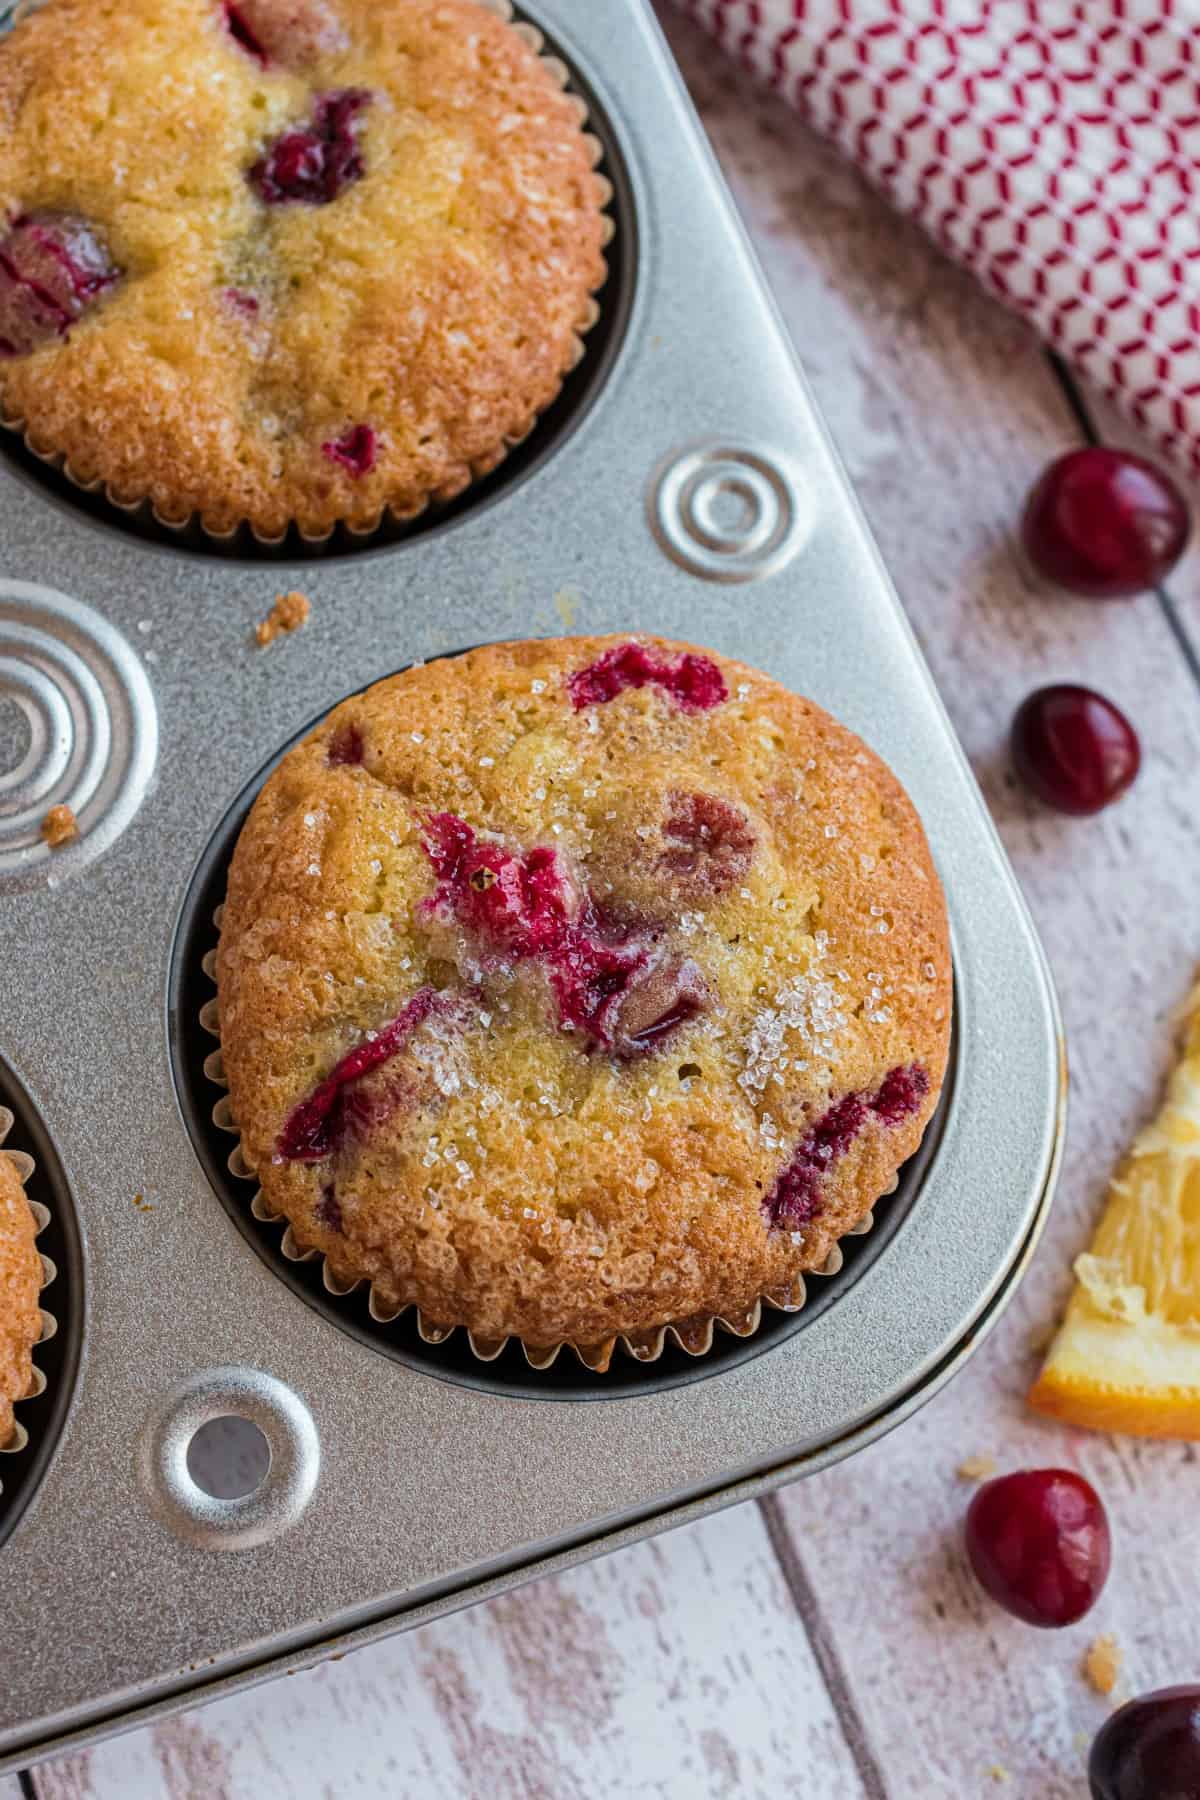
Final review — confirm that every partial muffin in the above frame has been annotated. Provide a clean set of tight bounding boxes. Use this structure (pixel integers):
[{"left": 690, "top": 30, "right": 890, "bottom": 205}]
[
  {"left": 217, "top": 636, "right": 952, "bottom": 1352},
  {"left": 0, "top": 1149, "right": 41, "bottom": 1446},
  {"left": 0, "top": 0, "right": 607, "bottom": 537}
]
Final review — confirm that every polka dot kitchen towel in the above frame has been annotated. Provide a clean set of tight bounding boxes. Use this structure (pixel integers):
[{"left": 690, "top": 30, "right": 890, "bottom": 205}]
[{"left": 675, "top": 0, "right": 1200, "bottom": 474}]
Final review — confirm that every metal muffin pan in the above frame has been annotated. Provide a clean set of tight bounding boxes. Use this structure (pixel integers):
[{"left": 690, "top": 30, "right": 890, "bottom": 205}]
[{"left": 0, "top": 0, "right": 1063, "bottom": 1769}]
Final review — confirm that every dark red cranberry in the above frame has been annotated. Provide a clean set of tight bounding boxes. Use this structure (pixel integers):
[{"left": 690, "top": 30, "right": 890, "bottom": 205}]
[
  {"left": 222, "top": 0, "right": 347, "bottom": 67},
  {"left": 1011, "top": 684, "right": 1140, "bottom": 816},
  {"left": 280, "top": 986, "right": 445, "bottom": 1161},
  {"left": 965, "top": 1469, "right": 1111, "bottom": 1628},
  {"left": 420, "top": 813, "right": 706, "bottom": 1055},
  {"left": 1022, "top": 448, "right": 1189, "bottom": 599},
  {"left": 1089, "top": 1687, "right": 1200, "bottom": 1800},
  {"left": 322, "top": 424, "right": 377, "bottom": 478},
  {"left": 764, "top": 1064, "right": 928, "bottom": 1229},
  {"left": 223, "top": 287, "right": 260, "bottom": 318},
  {"left": 250, "top": 89, "right": 370, "bottom": 206},
  {"left": 326, "top": 720, "right": 364, "bottom": 766},
  {"left": 568, "top": 642, "right": 728, "bottom": 712},
  {"left": 607, "top": 954, "right": 708, "bottom": 1056},
  {"left": 0, "top": 212, "right": 117, "bottom": 357},
  {"left": 660, "top": 791, "right": 755, "bottom": 896}
]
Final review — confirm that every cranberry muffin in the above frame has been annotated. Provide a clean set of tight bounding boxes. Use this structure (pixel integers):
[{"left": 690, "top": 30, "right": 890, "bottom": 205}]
[
  {"left": 0, "top": 0, "right": 607, "bottom": 537},
  {"left": 0, "top": 1148, "right": 41, "bottom": 1447},
  {"left": 217, "top": 636, "right": 952, "bottom": 1354}
]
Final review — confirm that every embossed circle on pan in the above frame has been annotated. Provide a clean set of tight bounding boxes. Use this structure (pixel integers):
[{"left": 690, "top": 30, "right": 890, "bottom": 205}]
[
  {"left": 649, "top": 442, "right": 811, "bottom": 583},
  {"left": 0, "top": 1057, "right": 84, "bottom": 1550},
  {"left": 0, "top": 583, "right": 158, "bottom": 892},
  {"left": 167, "top": 669, "right": 957, "bottom": 1401},
  {"left": 0, "top": 3, "right": 637, "bottom": 562}
]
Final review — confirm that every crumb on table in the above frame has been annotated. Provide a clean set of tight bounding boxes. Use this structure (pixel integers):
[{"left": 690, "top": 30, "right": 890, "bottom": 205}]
[
  {"left": 987, "top": 1767, "right": 1010, "bottom": 1785},
  {"left": 957, "top": 1455, "right": 997, "bottom": 1482},
  {"left": 256, "top": 590, "right": 311, "bottom": 646},
  {"left": 1084, "top": 1633, "right": 1122, "bottom": 1696},
  {"left": 40, "top": 803, "right": 78, "bottom": 847}
]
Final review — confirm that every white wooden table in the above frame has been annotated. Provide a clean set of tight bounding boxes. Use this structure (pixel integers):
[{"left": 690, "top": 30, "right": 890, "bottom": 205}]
[{"left": 16, "top": 10, "right": 1200, "bottom": 1795}]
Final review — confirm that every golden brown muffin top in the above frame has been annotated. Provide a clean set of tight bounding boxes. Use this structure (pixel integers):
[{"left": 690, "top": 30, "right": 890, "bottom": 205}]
[
  {"left": 0, "top": 1149, "right": 41, "bottom": 1447},
  {"left": 0, "top": 0, "right": 606, "bottom": 536},
  {"left": 217, "top": 636, "right": 952, "bottom": 1349}
]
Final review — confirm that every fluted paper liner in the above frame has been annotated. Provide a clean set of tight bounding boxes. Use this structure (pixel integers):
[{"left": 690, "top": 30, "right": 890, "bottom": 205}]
[
  {"left": 200, "top": 908, "right": 886, "bottom": 1376},
  {"left": 0, "top": 1105, "right": 58, "bottom": 1478},
  {"left": 0, "top": 0, "right": 615, "bottom": 550}
]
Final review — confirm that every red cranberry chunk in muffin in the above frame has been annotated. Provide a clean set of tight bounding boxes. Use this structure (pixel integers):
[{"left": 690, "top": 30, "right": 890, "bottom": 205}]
[
  {"left": 221, "top": 0, "right": 348, "bottom": 68},
  {"left": 250, "top": 89, "right": 371, "bottom": 206},
  {"left": 217, "top": 636, "right": 951, "bottom": 1351},
  {"left": 0, "top": 213, "right": 116, "bottom": 357}
]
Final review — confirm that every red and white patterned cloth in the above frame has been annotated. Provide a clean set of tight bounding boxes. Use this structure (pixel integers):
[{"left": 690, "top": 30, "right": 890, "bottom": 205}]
[{"left": 677, "top": 0, "right": 1200, "bottom": 475}]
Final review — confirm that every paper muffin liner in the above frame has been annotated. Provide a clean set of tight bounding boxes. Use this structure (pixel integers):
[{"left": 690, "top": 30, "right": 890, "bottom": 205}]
[
  {"left": 199, "top": 906, "right": 888, "bottom": 1376},
  {"left": 0, "top": 0, "right": 615, "bottom": 551},
  {"left": 0, "top": 1106, "right": 58, "bottom": 1475}
]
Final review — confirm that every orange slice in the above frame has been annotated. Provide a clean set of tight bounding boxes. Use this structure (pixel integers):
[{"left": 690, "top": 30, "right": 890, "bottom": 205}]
[{"left": 1030, "top": 978, "right": 1200, "bottom": 1438}]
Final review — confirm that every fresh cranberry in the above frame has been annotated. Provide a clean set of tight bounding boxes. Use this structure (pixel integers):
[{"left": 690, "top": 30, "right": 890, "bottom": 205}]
[
  {"left": 568, "top": 643, "right": 728, "bottom": 712},
  {"left": 326, "top": 720, "right": 364, "bottom": 766},
  {"left": 222, "top": 0, "right": 347, "bottom": 67},
  {"left": 1089, "top": 1687, "right": 1200, "bottom": 1800},
  {"left": 223, "top": 287, "right": 260, "bottom": 318},
  {"left": 1011, "top": 684, "right": 1140, "bottom": 816},
  {"left": 965, "top": 1469, "right": 1111, "bottom": 1628},
  {"left": 322, "top": 424, "right": 377, "bottom": 478},
  {"left": 0, "top": 212, "right": 117, "bottom": 357},
  {"left": 250, "top": 89, "right": 370, "bottom": 206},
  {"left": 660, "top": 791, "right": 755, "bottom": 896},
  {"left": 764, "top": 1063, "right": 928, "bottom": 1229},
  {"left": 1022, "top": 448, "right": 1189, "bottom": 599},
  {"left": 280, "top": 986, "right": 450, "bottom": 1161}
]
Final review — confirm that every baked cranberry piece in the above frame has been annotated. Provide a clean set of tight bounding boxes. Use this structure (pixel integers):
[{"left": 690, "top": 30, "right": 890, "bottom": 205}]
[
  {"left": 279, "top": 985, "right": 447, "bottom": 1161},
  {"left": 222, "top": 0, "right": 348, "bottom": 68},
  {"left": 250, "top": 89, "right": 371, "bottom": 206},
  {"left": 965, "top": 1468, "right": 1111, "bottom": 1628},
  {"left": 1022, "top": 447, "right": 1189, "bottom": 599},
  {"left": 0, "top": 212, "right": 117, "bottom": 357},
  {"left": 322, "top": 424, "right": 377, "bottom": 478},
  {"left": 421, "top": 813, "right": 708, "bottom": 1056},
  {"left": 568, "top": 643, "right": 728, "bottom": 712},
  {"left": 660, "top": 790, "right": 755, "bottom": 897},
  {"left": 326, "top": 720, "right": 364, "bottom": 766},
  {"left": 764, "top": 1063, "right": 929, "bottom": 1229},
  {"left": 608, "top": 953, "right": 708, "bottom": 1056},
  {"left": 1011, "top": 684, "right": 1140, "bottom": 816}
]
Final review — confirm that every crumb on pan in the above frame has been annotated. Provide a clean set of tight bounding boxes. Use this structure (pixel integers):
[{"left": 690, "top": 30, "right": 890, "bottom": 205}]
[
  {"left": 40, "top": 803, "right": 78, "bottom": 847},
  {"left": 1084, "top": 1633, "right": 1122, "bottom": 1696},
  {"left": 957, "top": 1455, "right": 997, "bottom": 1482},
  {"left": 256, "top": 591, "right": 311, "bottom": 646}
]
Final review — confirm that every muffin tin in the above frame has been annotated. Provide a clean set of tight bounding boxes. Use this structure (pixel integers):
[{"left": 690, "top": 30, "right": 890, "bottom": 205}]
[{"left": 0, "top": 0, "right": 1063, "bottom": 1770}]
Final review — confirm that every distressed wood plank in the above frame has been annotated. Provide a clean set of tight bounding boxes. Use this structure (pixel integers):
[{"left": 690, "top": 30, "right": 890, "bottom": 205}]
[
  {"left": 647, "top": 10, "right": 1200, "bottom": 1796},
  {"left": 34, "top": 1506, "right": 865, "bottom": 1800}
]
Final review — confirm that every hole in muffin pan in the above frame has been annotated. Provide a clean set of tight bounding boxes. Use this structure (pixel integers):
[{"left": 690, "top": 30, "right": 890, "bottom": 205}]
[
  {"left": 0, "top": 1056, "right": 84, "bottom": 1549},
  {"left": 168, "top": 675, "right": 958, "bottom": 1402},
  {"left": 186, "top": 1415, "right": 272, "bottom": 1501},
  {"left": 0, "top": 7, "right": 638, "bottom": 563}
]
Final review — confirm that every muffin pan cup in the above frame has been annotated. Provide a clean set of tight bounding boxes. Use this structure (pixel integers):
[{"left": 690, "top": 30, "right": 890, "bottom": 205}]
[
  {"left": 0, "top": 0, "right": 1063, "bottom": 1771},
  {"left": 0, "top": 0, "right": 617, "bottom": 557}
]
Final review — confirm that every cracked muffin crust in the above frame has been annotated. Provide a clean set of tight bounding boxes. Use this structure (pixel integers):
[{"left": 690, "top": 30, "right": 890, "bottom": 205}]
[
  {"left": 0, "top": 1150, "right": 41, "bottom": 1446},
  {"left": 217, "top": 635, "right": 952, "bottom": 1350},
  {"left": 0, "top": 0, "right": 607, "bottom": 536}
]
